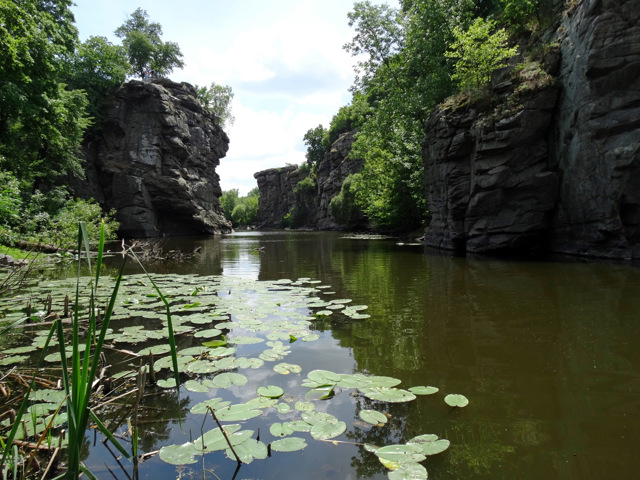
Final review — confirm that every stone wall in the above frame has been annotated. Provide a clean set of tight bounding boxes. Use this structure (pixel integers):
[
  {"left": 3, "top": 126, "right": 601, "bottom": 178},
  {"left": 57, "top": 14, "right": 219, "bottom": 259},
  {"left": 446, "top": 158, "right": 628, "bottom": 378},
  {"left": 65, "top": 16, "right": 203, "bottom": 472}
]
[
  {"left": 73, "top": 78, "right": 231, "bottom": 238},
  {"left": 423, "top": 0, "right": 640, "bottom": 259}
]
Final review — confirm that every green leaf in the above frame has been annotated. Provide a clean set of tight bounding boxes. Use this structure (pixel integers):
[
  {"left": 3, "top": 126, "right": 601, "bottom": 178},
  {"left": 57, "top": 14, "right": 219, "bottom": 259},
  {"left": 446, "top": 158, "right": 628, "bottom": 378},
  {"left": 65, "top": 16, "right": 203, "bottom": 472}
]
[
  {"left": 360, "top": 409, "right": 388, "bottom": 425},
  {"left": 362, "top": 387, "right": 416, "bottom": 403},
  {"left": 408, "top": 386, "right": 439, "bottom": 396},
  {"left": 408, "top": 434, "right": 450, "bottom": 456},
  {"left": 270, "top": 437, "right": 308, "bottom": 452},
  {"left": 257, "top": 385, "right": 284, "bottom": 399},
  {"left": 225, "top": 439, "right": 268, "bottom": 464},
  {"left": 375, "top": 444, "right": 427, "bottom": 464},
  {"left": 274, "top": 363, "right": 302, "bottom": 375},
  {"left": 444, "top": 394, "right": 469, "bottom": 408},
  {"left": 158, "top": 442, "right": 199, "bottom": 465},
  {"left": 388, "top": 462, "right": 428, "bottom": 479},
  {"left": 310, "top": 420, "right": 347, "bottom": 440}
]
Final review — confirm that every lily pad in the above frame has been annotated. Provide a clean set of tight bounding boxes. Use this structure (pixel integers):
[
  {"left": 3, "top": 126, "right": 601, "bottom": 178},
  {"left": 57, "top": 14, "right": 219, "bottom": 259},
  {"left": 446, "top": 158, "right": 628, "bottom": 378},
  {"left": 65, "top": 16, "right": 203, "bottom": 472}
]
[
  {"left": 270, "top": 437, "right": 307, "bottom": 452},
  {"left": 273, "top": 363, "right": 302, "bottom": 375},
  {"left": 310, "top": 420, "right": 347, "bottom": 440},
  {"left": 409, "top": 386, "right": 439, "bottom": 396},
  {"left": 444, "top": 393, "right": 469, "bottom": 408},
  {"left": 375, "top": 444, "right": 427, "bottom": 464},
  {"left": 226, "top": 439, "right": 268, "bottom": 464},
  {"left": 360, "top": 409, "right": 388, "bottom": 425},
  {"left": 362, "top": 387, "right": 416, "bottom": 403},
  {"left": 388, "top": 463, "right": 428, "bottom": 480},
  {"left": 257, "top": 385, "right": 284, "bottom": 399},
  {"left": 408, "top": 434, "right": 450, "bottom": 456},
  {"left": 159, "top": 442, "right": 199, "bottom": 465}
]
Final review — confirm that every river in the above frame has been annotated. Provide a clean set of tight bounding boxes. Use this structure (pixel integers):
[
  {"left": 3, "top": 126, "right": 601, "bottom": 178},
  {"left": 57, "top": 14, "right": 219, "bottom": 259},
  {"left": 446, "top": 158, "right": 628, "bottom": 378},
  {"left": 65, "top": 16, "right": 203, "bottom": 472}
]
[{"left": 66, "top": 231, "right": 640, "bottom": 478}]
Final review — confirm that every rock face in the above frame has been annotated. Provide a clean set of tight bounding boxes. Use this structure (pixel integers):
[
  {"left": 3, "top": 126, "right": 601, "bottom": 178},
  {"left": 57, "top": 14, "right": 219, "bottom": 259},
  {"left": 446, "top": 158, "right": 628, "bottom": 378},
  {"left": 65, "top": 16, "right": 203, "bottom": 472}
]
[
  {"left": 253, "top": 165, "right": 301, "bottom": 229},
  {"left": 315, "top": 131, "right": 364, "bottom": 230},
  {"left": 424, "top": 0, "right": 640, "bottom": 258},
  {"left": 548, "top": 0, "right": 640, "bottom": 258},
  {"left": 254, "top": 131, "right": 363, "bottom": 229},
  {"left": 75, "top": 78, "right": 231, "bottom": 238}
]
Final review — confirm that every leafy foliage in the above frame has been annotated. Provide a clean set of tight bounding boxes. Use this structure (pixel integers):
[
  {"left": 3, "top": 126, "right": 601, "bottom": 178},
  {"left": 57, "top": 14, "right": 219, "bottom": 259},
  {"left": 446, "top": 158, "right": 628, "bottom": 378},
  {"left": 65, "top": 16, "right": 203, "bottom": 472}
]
[
  {"left": 221, "top": 188, "right": 259, "bottom": 227},
  {"left": 445, "top": 17, "right": 518, "bottom": 94},
  {"left": 64, "top": 35, "right": 129, "bottom": 131},
  {"left": 195, "top": 82, "right": 235, "bottom": 128},
  {"left": 303, "top": 125, "right": 329, "bottom": 171},
  {"left": 329, "top": 175, "right": 363, "bottom": 229},
  {"left": 0, "top": 0, "right": 89, "bottom": 182},
  {"left": 114, "top": 8, "right": 184, "bottom": 78}
]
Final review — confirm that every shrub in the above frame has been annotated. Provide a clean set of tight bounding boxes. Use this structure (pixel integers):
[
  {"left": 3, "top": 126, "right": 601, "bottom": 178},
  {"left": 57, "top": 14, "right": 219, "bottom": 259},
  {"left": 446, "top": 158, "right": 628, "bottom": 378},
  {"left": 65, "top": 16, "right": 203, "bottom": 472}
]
[
  {"left": 445, "top": 17, "right": 518, "bottom": 95},
  {"left": 0, "top": 171, "right": 22, "bottom": 228}
]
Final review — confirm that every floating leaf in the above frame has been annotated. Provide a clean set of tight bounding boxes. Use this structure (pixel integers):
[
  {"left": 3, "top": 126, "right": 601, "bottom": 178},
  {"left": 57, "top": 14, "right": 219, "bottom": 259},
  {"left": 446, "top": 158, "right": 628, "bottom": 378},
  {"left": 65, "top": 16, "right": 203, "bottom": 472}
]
[
  {"left": 214, "top": 403, "right": 262, "bottom": 421},
  {"left": 363, "top": 387, "right": 416, "bottom": 403},
  {"left": 159, "top": 442, "right": 199, "bottom": 465},
  {"left": 194, "top": 328, "right": 222, "bottom": 338},
  {"left": 257, "top": 385, "right": 284, "bottom": 399},
  {"left": 194, "top": 425, "right": 248, "bottom": 452},
  {"left": 388, "top": 463, "right": 428, "bottom": 480},
  {"left": 270, "top": 422, "right": 294, "bottom": 437},
  {"left": 275, "top": 403, "right": 291, "bottom": 414},
  {"left": 360, "top": 409, "right": 388, "bottom": 425},
  {"left": 184, "top": 380, "right": 210, "bottom": 392},
  {"left": 294, "top": 401, "right": 316, "bottom": 412},
  {"left": 409, "top": 386, "right": 439, "bottom": 396},
  {"left": 310, "top": 420, "right": 347, "bottom": 440},
  {"left": 190, "top": 398, "right": 231, "bottom": 415},
  {"left": 408, "top": 434, "right": 450, "bottom": 456},
  {"left": 444, "top": 394, "right": 469, "bottom": 408},
  {"left": 274, "top": 363, "right": 302, "bottom": 375},
  {"left": 228, "top": 336, "right": 264, "bottom": 345},
  {"left": 226, "top": 439, "right": 268, "bottom": 464},
  {"left": 213, "top": 372, "right": 248, "bottom": 388},
  {"left": 270, "top": 437, "right": 307, "bottom": 452},
  {"left": 375, "top": 444, "right": 426, "bottom": 464}
]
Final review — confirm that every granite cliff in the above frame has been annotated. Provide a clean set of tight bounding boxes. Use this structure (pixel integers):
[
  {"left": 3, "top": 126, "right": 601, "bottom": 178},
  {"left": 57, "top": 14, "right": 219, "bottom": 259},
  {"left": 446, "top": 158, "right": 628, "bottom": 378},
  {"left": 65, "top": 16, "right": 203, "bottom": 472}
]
[
  {"left": 73, "top": 78, "right": 231, "bottom": 238},
  {"left": 423, "top": 0, "right": 640, "bottom": 259},
  {"left": 254, "top": 132, "right": 362, "bottom": 229}
]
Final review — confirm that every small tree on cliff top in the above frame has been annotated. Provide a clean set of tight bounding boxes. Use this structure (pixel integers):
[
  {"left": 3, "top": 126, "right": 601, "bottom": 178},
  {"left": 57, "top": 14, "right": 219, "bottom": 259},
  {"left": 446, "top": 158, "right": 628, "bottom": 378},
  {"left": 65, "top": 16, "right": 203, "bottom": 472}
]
[{"left": 115, "top": 8, "right": 184, "bottom": 78}]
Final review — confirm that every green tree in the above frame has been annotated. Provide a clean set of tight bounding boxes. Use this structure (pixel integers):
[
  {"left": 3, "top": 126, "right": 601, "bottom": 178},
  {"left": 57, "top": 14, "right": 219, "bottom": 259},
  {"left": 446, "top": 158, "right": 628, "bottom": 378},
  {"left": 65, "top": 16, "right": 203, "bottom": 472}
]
[
  {"left": 445, "top": 17, "right": 518, "bottom": 94},
  {"left": 114, "top": 8, "right": 184, "bottom": 78},
  {"left": 0, "top": 0, "right": 89, "bottom": 182},
  {"left": 195, "top": 82, "right": 235, "bottom": 128},
  {"left": 220, "top": 189, "right": 239, "bottom": 220},
  {"left": 65, "top": 36, "right": 130, "bottom": 130},
  {"left": 303, "top": 125, "right": 328, "bottom": 171}
]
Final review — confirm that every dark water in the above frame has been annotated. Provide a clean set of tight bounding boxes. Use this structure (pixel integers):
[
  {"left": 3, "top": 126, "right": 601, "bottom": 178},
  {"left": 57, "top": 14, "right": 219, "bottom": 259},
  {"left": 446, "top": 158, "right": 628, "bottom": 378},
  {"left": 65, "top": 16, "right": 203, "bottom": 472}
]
[{"left": 87, "top": 231, "right": 640, "bottom": 479}]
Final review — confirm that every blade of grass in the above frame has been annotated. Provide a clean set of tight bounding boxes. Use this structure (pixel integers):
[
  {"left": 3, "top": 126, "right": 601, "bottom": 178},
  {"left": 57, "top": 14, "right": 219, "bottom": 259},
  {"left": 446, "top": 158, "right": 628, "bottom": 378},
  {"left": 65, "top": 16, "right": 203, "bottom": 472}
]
[{"left": 89, "top": 410, "right": 131, "bottom": 460}]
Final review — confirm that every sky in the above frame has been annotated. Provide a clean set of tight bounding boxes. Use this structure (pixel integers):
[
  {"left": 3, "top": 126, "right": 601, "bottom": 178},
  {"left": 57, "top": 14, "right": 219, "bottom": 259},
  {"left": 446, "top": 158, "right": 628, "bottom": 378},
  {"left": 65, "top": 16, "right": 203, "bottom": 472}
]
[{"left": 71, "top": 0, "right": 398, "bottom": 196}]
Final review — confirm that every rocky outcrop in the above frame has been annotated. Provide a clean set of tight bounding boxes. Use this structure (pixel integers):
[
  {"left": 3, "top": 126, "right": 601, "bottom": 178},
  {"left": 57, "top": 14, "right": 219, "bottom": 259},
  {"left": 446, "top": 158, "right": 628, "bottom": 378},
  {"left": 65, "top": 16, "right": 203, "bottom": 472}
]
[
  {"left": 548, "top": 0, "right": 640, "bottom": 259},
  {"left": 254, "top": 165, "right": 301, "bottom": 229},
  {"left": 424, "top": 0, "right": 640, "bottom": 258},
  {"left": 254, "top": 131, "right": 363, "bottom": 229},
  {"left": 74, "top": 78, "right": 231, "bottom": 238},
  {"left": 423, "top": 64, "right": 561, "bottom": 252},
  {"left": 315, "top": 131, "right": 364, "bottom": 229}
]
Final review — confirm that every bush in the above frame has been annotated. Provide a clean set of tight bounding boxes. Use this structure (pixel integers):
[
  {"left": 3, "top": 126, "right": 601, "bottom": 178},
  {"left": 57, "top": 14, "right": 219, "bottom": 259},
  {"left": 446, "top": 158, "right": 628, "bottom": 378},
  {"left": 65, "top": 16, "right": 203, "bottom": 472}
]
[
  {"left": 330, "top": 175, "right": 362, "bottom": 228},
  {"left": 294, "top": 176, "right": 316, "bottom": 195},
  {"left": 445, "top": 17, "right": 518, "bottom": 95},
  {"left": 0, "top": 171, "right": 22, "bottom": 228},
  {"left": 50, "top": 198, "right": 119, "bottom": 247}
]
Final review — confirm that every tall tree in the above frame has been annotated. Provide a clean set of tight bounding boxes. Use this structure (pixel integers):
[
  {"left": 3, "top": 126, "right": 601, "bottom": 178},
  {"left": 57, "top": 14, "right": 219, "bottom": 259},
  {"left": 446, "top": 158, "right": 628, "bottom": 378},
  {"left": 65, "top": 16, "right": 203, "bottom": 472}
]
[
  {"left": 114, "top": 8, "right": 184, "bottom": 78},
  {"left": 0, "top": 0, "right": 89, "bottom": 182}
]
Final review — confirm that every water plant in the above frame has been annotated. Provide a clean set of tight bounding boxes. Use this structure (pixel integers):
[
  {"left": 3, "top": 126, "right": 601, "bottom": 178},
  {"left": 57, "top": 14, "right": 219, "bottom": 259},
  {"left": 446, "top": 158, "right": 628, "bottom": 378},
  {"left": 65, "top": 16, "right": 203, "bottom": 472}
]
[{"left": 0, "top": 222, "right": 180, "bottom": 478}]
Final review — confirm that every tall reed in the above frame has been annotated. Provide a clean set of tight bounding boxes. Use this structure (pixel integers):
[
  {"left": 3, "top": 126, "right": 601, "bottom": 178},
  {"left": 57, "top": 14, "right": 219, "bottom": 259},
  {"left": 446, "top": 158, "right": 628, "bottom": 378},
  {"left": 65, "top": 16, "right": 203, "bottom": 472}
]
[{"left": 1, "top": 221, "right": 181, "bottom": 478}]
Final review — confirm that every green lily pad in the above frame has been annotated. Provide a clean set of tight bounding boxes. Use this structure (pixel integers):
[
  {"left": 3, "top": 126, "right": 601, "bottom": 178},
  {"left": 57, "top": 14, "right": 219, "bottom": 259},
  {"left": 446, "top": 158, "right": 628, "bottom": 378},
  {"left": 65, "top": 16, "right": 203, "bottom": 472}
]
[
  {"left": 184, "top": 380, "right": 210, "bottom": 392},
  {"left": 409, "top": 386, "right": 439, "bottom": 396},
  {"left": 214, "top": 403, "right": 262, "bottom": 422},
  {"left": 158, "top": 442, "right": 199, "bottom": 465},
  {"left": 310, "top": 420, "right": 347, "bottom": 440},
  {"left": 194, "top": 424, "right": 248, "bottom": 453},
  {"left": 226, "top": 439, "right": 268, "bottom": 464},
  {"left": 375, "top": 444, "right": 427, "bottom": 464},
  {"left": 275, "top": 403, "right": 291, "bottom": 414},
  {"left": 294, "top": 401, "right": 316, "bottom": 412},
  {"left": 360, "top": 409, "right": 388, "bottom": 425},
  {"left": 257, "top": 385, "right": 284, "bottom": 399},
  {"left": 273, "top": 363, "right": 302, "bottom": 375},
  {"left": 363, "top": 387, "right": 416, "bottom": 403},
  {"left": 444, "top": 393, "right": 469, "bottom": 408},
  {"left": 270, "top": 437, "right": 307, "bottom": 452},
  {"left": 408, "top": 434, "right": 450, "bottom": 456},
  {"left": 270, "top": 422, "right": 294, "bottom": 437},
  {"left": 213, "top": 372, "right": 248, "bottom": 388},
  {"left": 190, "top": 398, "right": 231, "bottom": 415},
  {"left": 388, "top": 462, "right": 428, "bottom": 480}
]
